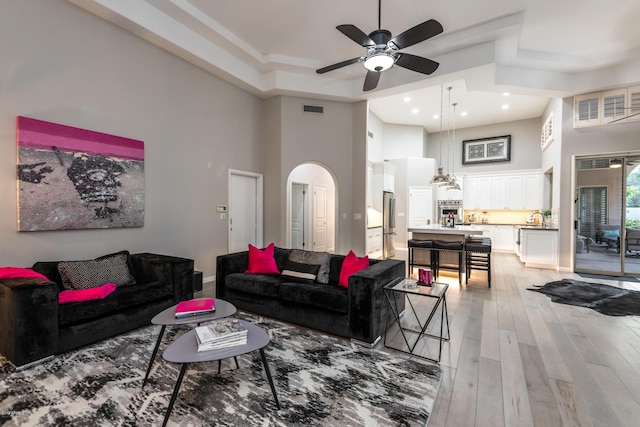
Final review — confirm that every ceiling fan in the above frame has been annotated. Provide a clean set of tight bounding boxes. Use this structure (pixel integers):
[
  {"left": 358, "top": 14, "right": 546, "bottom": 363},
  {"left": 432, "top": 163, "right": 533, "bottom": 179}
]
[{"left": 316, "top": 0, "right": 443, "bottom": 91}]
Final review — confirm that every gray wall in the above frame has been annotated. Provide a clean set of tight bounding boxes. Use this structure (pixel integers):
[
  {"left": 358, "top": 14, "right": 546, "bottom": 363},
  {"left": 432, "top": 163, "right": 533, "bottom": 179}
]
[{"left": 0, "top": 0, "right": 264, "bottom": 277}]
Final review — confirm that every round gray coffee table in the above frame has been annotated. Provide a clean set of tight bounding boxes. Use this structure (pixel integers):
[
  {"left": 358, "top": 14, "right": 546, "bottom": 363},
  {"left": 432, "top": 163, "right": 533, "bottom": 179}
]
[
  {"left": 161, "top": 319, "right": 279, "bottom": 427},
  {"left": 142, "top": 298, "right": 237, "bottom": 387}
]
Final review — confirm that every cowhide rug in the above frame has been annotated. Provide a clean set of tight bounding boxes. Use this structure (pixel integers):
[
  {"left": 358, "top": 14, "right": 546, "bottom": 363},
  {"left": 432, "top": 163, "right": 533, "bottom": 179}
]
[{"left": 528, "top": 279, "right": 640, "bottom": 316}]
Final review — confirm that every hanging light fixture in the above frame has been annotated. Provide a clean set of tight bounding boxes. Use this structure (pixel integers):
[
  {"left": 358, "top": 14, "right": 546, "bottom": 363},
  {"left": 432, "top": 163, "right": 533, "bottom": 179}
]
[
  {"left": 447, "top": 100, "right": 461, "bottom": 191},
  {"left": 432, "top": 84, "right": 451, "bottom": 184}
]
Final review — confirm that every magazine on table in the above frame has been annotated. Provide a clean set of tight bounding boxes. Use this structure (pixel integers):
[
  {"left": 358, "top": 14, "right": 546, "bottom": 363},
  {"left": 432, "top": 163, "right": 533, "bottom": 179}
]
[
  {"left": 194, "top": 318, "right": 248, "bottom": 351},
  {"left": 175, "top": 298, "right": 215, "bottom": 318},
  {"left": 196, "top": 335, "right": 248, "bottom": 352}
]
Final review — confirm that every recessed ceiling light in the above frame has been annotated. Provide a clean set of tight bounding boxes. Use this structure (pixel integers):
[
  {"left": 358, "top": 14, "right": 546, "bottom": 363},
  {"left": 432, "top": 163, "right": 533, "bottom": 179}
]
[
  {"left": 403, "top": 96, "right": 411, "bottom": 102},
  {"left": 461, "top": 111, "right": 468, "bottom": 117},
  {"left": 502, "top": 104, "right": 509, "bottom": 110},
  {"left": 503, "top": 92, "right": 510, "bottom": 96},
  {"left": 411, "top": 108, "right": 419, "bottom": 114},
  {"left": 433, "top": 114, "right": 439, "bottom": 119}
]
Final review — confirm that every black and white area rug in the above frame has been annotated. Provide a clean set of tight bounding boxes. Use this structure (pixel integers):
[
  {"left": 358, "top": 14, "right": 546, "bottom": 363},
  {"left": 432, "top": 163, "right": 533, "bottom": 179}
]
[
  {"left": 528, "top": 279, "right": 640, "bottom": 316},
  {"left": 0, "top": 312, "right": 441, "bottom": 426}
]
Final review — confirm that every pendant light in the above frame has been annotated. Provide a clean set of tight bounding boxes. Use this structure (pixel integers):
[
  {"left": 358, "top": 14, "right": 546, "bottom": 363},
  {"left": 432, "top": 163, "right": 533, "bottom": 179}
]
[
  {"left": 432, "top": 84, "right": 451, "bottom": 184},
  {"left": 446, "top": 100, "right": 461, "bottom": 191}
]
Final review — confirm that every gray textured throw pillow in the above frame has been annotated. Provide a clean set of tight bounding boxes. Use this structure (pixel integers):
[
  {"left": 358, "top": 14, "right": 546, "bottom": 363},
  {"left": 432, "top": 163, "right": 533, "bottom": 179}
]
[
  {"left": 58, "top": 253, "right": 136, "bottom": 290},
  {"left": 288, "top": 249, "right": 331, "bottom": 284}
]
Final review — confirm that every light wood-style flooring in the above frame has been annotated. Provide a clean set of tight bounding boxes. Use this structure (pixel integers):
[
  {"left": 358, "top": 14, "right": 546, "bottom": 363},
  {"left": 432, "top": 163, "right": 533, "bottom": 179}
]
[
  {"left": 385, "top": 252, "right": 640, "bottom": 427},
  {"left": 201, "top": 253, "right": 640, "bottom": 426}
]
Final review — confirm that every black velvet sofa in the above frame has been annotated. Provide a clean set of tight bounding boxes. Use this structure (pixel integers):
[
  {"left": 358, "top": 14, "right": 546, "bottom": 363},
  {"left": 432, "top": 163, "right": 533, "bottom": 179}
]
[
  {"left": 0, "top": 252, "right": 194, "bottom": 368},
  {"left": 216, "top": 247, "right": 405, "bottom": 345}
]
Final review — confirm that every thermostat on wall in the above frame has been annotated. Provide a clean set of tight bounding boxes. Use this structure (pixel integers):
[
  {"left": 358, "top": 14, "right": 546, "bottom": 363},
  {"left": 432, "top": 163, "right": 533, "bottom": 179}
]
[{"left": 216, "top": 205, "right": 227, "bottom": 213}]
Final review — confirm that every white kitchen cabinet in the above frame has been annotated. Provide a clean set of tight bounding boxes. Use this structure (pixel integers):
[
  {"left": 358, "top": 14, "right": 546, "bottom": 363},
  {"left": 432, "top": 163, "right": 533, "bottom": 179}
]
[
  {"left": 495, "top": 225, "right": 514, "bottom": 251},
  {"left": 366, "top": 227, "right": 383, "bottom": 259},
  {"left": 463, "top": 176, "right": 491, "bottom": 209},
  {"left": 464, "top": 172, "right": 542, "bottom": 211},
  {"left": 522, "top": 174, "right": 542, "bottom": 209},
  {"left": 520, "top": 229, "right": 558, "bottom": 268},
  {"left": 491, "top": 176, "right": 508, "bottom": 209}
]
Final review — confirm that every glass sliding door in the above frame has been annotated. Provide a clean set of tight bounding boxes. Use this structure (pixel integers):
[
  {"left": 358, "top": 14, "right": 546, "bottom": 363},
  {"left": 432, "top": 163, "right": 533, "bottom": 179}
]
[
  {"left": 575, "top": 156, "right": 625, "bottom": 275},
  {"left": 625, "top": 156, "right": 640, "bottom": 274}
]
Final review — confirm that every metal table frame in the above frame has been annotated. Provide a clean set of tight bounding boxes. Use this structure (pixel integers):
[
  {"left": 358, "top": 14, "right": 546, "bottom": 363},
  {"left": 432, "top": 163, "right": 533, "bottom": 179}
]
[{"left": 384, "top": 278, "right": 450, "bottom": 363}]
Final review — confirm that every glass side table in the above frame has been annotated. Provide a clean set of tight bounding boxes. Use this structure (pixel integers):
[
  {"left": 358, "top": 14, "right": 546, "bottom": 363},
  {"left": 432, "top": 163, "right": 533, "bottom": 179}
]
[{"left": 383, "top": 277, "right": 450, "bottom": 363}]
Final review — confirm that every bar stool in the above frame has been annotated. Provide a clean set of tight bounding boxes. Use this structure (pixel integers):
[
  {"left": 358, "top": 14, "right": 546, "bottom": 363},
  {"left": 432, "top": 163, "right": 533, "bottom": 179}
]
[
  {"left": 433, "top": 240, "right": 464, "bottom": 284},
  {"left": 407, "top": 239, "right": 435, "bottom": 278},
  {"left": 465, "top": 237, "right": 492, "bottom": 287}
]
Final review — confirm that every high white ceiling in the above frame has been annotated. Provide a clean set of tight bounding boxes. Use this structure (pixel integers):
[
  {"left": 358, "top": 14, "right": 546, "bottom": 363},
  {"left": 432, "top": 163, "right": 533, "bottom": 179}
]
[{"left": 68, "top": 0, "right": 640, "bottom": 132}]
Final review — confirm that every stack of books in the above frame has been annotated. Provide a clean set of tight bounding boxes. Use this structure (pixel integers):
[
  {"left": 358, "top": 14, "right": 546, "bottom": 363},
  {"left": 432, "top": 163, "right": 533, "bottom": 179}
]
[
  {"left": 174, "top": 298, "right": 215, "bottom": 319},
  {"left": 194, "top": 319, "right": 248, "bottom": 352}
]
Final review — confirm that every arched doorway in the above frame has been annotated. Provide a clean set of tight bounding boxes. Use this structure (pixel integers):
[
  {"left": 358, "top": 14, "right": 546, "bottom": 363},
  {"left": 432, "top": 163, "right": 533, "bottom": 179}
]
[{"left": 286, "top": 163, "right": 338, "bottom": 253}]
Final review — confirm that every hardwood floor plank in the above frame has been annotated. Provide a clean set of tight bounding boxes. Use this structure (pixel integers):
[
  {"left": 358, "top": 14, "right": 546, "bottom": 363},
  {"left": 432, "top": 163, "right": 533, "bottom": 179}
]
[
  {"left": 446, "top": 337, "right": 481, "bottom": 427},
  {"left": 568, "top": 334, "right": 607, "bottom": 366},
  {"left": 547, "top": 322, "right": 622, "bottom": 427},
  {"left": 475, "top": 357, "right": 505, "bottom": 427},
  {"left": 499, "top": 329, "right": 534, "bottom": 427},
  {"left": 586, "top": 362, "right": 640, "bottom": 426},
  {"left": 480, "top": 299, "right": 500, "bottom": 361},
  {"left": 518, "top": 343, "right": 563, "bottom": 427},
  {"left": 524, "top": 307, "right": 573, "bottom": 382},
  {"left": 428, "top": 365, "right": 455, "bottom": 427},
  {"left": 550, "top": 379, "right": 595, "bottom": 427}
]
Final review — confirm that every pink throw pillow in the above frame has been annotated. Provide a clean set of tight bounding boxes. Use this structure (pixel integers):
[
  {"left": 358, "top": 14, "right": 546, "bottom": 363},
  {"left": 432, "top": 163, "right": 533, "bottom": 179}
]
[
  {"left": 245, "top": 243, "right": 280, "bottom": 274},
  {"left": 339, "top": 250, "right": 369, "bottom": 288},
  {"left": 0, "top": 267, "right": 48, "bottom": 281},
  {"left": 59, "top": 283, "right": 117, "bottom": 304}
]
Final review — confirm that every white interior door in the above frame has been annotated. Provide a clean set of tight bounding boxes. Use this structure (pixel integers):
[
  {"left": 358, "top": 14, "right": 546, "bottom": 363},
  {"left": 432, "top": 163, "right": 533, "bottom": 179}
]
[
  {"left": 291, "top": 183, "right": 308, "bottom": 250},
  {"left": 313, "top": 184, "right": 327, "bottom": 251},
  {"left": 409, "top": 186, "right": 433, "bottom": 227},
  {"left": 228, "top": 171, "right": 262, "bottom": 253}
]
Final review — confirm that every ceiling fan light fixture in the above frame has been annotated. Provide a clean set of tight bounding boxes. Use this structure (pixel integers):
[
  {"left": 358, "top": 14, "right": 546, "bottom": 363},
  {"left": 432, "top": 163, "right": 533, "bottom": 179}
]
[{"left": 363, "top": 53, "right": 395, "bottom": 72}]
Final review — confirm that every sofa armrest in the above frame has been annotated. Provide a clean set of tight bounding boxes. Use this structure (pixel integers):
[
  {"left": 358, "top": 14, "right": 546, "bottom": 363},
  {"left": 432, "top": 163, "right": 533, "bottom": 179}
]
[
  {"left": 215, "top": 252, "right": 249, "bottom": 299},
  {"left": 348, "top": 259, "right": 405, "bottom": 344},
  {"left": 0, "top": 278, "right": 58, "bottom": 367},
  {"left": 130, "top": 253, "right": 194, "bottom": 302}
]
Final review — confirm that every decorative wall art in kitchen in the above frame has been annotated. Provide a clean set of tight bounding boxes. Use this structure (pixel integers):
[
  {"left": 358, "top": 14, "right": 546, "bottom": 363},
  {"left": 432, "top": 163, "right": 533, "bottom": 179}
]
[
  {"left": 462, "top": 135, "right": 511, "bottom": 165},
  {"left": 16, "top": 116, "right": 144, "bottom": 231}
]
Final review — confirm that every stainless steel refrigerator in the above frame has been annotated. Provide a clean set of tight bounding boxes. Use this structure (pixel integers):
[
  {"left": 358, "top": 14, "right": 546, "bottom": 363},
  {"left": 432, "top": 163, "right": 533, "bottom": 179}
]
[{"left": 383, "top": 191, "right": 396, "bottom": 259}]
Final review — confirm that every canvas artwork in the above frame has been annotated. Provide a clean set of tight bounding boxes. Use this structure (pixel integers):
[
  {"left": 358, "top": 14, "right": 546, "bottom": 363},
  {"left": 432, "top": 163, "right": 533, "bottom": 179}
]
[{"left": 16, "top": 116, "right": 144, "bottom": 231}]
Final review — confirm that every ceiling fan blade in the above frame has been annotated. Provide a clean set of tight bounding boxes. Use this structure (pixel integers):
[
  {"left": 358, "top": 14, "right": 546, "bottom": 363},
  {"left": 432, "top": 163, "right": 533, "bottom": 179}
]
[
  {"left": 363, "top": 70, "right": 381, "bottom": 91},
  {"left": 395, "top": 53, "right": 439, "bottom": 75},
  {"left": 337, "top": 24, "right": 376, "bottom": 47},
  {"left": 389, "top": 19, "right": 443, "bottom": 50},
  {"left": 316, "top": 57, "right": 361, "bottom": 74}
]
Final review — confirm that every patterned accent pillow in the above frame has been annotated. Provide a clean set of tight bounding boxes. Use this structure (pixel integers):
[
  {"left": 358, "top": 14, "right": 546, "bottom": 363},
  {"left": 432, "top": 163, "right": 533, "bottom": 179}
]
[
  {"left": 288, "top": 249, "right": 331, "bottom": 284},
  {"left": 281, "top": 260, "right": 321, "bottom": 284},
  {"left": 58, "top": 253, "right": 136, "bottom": 290}
]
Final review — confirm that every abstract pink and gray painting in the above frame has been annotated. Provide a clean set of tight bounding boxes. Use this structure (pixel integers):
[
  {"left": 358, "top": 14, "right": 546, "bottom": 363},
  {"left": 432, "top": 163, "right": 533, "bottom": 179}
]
[{"left": 17, "top": 116, "right": 144, "bottom": 231}]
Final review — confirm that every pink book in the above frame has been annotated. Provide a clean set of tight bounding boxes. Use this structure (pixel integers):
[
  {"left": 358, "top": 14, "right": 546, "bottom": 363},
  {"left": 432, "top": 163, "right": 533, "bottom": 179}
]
[{"left": 175, "top": 298, "right": 215, "bottom": 318}]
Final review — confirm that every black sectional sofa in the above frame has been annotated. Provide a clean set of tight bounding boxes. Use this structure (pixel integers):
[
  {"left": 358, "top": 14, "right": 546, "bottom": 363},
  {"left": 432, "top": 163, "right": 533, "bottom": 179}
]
[
  {"left": 0, "top": 251, "right": 194, "bottom": 368},
  {"left": 216, "top": 247, "right": 405, "bottom": 345}
]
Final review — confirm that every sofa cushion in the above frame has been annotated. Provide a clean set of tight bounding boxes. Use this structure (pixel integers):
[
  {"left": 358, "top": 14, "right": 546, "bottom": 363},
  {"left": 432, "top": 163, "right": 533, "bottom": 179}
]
[
  {"left": 281, "top": 260, "right": 321, "bottom": 284},
  {"left": 245, "top": 243, "right": 280, "bottom": 275},
  {"left": 59, "top": 283, "right": 117, "bottom": 304},
  {"left": 288, "top": 249, "right": 331, "bottom": 284},
  {"left": 278, "top": 282, "right": 348, "bottom": 313},
  {"left": 57, "top": 252, "right": 136, "bottom": 290},
  {"left": 225, "top": 273, "right": 282, "bottom": 297},
  {"left": 58, "top": 280, "right": 173, "bottom": 326},
  {"left": 339, "top": 250, "right": 369, "bottom": 288}
]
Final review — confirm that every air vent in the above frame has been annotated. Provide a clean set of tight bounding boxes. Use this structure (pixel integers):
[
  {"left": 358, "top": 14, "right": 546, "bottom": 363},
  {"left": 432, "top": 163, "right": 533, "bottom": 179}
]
[
  {"left": 577, "top": 158, "right": 611, "bottom": 170},
  {"left": 303, "top": 105, "right": 324, "bottom": 113}
]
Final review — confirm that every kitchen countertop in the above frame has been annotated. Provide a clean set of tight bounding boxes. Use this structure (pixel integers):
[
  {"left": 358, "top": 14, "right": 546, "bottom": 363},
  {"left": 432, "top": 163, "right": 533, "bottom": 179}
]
[{"left": 408, "top": 225, "right": 484, "bottom": 235}]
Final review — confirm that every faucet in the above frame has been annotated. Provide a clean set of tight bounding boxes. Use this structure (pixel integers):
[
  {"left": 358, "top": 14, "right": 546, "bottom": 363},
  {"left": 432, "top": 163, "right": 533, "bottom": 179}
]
[{"left": 530, "top": 211, "right": 545, "bottom": 226}]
